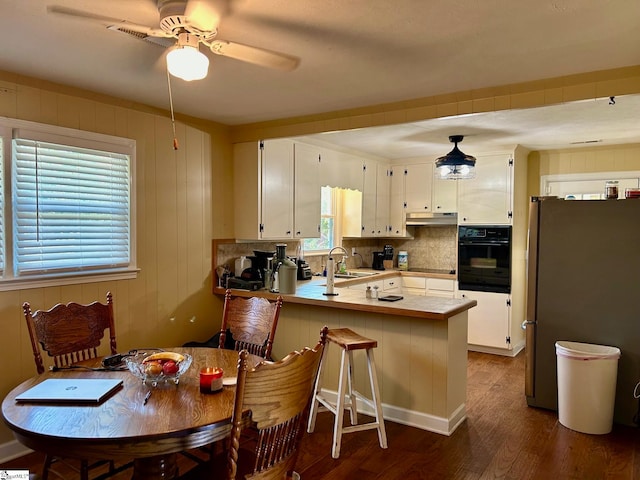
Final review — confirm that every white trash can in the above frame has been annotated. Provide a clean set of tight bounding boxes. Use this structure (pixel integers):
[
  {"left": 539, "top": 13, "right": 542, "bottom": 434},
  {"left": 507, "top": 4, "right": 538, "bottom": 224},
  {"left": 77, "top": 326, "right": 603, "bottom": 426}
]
[{"left": 555, "top": 341, "right": 621, "bottom": 434}]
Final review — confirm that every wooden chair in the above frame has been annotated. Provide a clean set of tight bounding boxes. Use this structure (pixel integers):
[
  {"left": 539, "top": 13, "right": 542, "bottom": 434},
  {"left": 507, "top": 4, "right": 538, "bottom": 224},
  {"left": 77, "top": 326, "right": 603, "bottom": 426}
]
[
  {"left": 22, "top": 292, "right": 129, "bottom": 480},
  {"left": 181, "top": 326, "right": 328, "bottom": 480},
  {"left": 219, "top": 289, "right": 283, "bottom": 360},
  {"left": 182, "top": 290, "right": 284, "bottom": 466},
  {"left": 225, "top": 326, "right": 328, "bottom": 479}
]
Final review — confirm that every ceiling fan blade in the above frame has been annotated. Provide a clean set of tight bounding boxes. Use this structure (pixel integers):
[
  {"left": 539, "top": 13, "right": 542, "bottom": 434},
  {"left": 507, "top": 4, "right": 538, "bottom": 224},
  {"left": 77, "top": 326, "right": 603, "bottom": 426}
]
[
  {"left": 184, "top": 0, "right": 228, "bottom": 33},
  {"left": 207, "top": 39, "right": 300, "bottom": 71},
  {"left": 47, "top": 5, "right": 170, "bottom": 38}
]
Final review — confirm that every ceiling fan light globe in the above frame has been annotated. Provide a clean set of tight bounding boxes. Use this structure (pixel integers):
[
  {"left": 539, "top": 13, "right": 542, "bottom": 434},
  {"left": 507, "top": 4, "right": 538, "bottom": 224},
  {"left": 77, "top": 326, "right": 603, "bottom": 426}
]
[{"left": 166, "top": 45, "right": 209, "bottom": 81}]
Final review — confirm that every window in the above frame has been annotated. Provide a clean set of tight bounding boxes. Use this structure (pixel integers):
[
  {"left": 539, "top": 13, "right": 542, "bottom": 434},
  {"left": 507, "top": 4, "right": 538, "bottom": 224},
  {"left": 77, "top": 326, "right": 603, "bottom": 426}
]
[
  {"left": 302, "top": 186, "right": 339, "bottom": 253},
  {"left": 0, "top": 118, "right": 136, "bottom": 289}
]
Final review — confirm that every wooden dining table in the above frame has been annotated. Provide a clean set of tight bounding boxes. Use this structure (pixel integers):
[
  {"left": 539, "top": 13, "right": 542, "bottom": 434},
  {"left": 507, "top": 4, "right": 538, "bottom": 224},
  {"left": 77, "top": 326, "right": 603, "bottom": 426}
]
[{"left": 1, "top": 347, "right": 262, "bottom": 480}]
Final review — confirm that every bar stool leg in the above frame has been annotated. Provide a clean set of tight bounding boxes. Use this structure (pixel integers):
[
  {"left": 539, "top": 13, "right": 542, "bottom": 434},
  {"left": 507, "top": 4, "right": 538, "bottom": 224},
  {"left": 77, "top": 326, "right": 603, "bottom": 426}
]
[
  {"left": 346, "top": 350, "right": 358, "bottom": 425},
  {"left": 332, "top": 348, "right": 350, "bottom": 459},
  {"left": 366, "top": 348, "right": 388, "bottom": 449},
  {"left": 307, "top": 342, "right": 329, "bottom": 433}
]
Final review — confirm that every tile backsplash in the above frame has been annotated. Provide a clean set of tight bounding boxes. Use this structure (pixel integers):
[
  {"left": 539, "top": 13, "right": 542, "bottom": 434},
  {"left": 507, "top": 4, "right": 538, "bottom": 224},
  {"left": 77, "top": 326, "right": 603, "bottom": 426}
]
[{"left": 215, "top": 225, "right": 457, "bottom": 278}]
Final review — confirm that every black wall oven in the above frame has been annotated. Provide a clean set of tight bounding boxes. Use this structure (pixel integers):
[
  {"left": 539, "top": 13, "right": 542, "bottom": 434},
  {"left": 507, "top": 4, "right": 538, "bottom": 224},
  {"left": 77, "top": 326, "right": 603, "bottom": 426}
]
[{"left": 458, "top": 225, "right": 512, "bottom": 293}]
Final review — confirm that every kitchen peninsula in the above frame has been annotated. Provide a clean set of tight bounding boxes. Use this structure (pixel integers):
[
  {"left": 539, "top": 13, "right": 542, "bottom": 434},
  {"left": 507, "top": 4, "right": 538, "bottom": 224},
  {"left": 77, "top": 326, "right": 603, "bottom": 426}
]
[{"left": 213, "top": 274, "right": 476, "bottom": 435}]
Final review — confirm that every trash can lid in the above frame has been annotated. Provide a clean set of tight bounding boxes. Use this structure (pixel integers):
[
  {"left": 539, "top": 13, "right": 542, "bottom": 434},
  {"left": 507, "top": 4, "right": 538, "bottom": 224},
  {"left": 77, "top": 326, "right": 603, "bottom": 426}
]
[{"left": 555, "top": 341, "right": 621, "bottom": 360}]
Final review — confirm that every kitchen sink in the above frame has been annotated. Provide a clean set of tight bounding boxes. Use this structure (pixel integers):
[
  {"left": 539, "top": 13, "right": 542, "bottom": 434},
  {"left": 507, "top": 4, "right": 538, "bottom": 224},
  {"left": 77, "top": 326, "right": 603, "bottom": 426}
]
[{"left": 334, "top": 271, "right": 379, "bottom": 279}]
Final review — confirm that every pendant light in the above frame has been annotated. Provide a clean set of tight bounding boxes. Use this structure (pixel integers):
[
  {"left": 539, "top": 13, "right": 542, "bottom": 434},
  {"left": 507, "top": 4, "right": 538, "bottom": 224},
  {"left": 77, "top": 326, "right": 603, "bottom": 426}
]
[{"left": 434, "top": 135, "right": 476, "bottom": 180}]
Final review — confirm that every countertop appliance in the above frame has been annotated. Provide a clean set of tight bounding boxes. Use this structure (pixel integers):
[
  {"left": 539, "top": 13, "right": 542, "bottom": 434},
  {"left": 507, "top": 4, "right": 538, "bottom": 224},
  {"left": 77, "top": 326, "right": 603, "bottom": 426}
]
[
  {"left": 297, "top": 259, "right": 312, "bottom": 280},
  {"left": 372, "top": 251, "right": 385, "bottom": 270},
  {"left": 458, "top": 225, "right": 512, "bottom": 293},
  {"left": 227, "top": 277, "right": 263, "bottom": 291},
  {"left": 524, "top": 197, "right": 640, "bottom": 426}
]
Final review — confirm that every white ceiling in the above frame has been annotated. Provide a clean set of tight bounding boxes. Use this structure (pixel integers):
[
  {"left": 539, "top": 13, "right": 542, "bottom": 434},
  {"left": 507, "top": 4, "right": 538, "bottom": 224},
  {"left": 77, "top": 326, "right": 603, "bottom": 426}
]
[{"left": 0, "top": 0, "right": 639, "bottom": 158}]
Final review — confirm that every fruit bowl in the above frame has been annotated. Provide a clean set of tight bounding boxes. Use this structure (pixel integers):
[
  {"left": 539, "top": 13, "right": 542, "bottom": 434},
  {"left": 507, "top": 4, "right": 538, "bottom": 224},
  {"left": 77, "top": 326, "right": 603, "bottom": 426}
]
[{"left": 125, "top": 350, "right": 192, "bottom": 387}]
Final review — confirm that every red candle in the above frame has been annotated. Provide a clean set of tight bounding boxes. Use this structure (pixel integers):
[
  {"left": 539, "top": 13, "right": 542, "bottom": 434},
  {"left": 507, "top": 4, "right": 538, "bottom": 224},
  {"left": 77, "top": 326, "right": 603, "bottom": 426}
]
[{"left": 200, "top": 367, "right": 224, "bottom": 393}]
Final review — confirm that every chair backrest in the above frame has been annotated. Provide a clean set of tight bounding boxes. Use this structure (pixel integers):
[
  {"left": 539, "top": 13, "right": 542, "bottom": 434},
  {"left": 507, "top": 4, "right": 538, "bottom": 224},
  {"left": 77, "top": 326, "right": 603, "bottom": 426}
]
[
  {"left": 219, "top": 289, "right": 283, "bottom": 360},
  {"left": 23, "top": 292, "right": 117, "bottom": 374},
  {"left": 227, "top": 326, "right": 328, "bottom": 480}
]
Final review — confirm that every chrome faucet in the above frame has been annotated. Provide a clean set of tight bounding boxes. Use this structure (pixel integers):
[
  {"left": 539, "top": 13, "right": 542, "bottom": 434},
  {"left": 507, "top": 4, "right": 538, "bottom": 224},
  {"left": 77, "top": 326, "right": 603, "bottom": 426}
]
[{"left": 328, "top": 246, "right": 349, "bottom": 272}]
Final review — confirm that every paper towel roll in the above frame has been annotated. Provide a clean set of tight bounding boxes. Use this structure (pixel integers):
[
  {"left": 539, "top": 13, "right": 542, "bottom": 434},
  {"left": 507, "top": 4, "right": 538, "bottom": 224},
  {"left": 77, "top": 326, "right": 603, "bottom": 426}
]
[{"left": 325, "top": 258, "right": 335, "bottom": 295}]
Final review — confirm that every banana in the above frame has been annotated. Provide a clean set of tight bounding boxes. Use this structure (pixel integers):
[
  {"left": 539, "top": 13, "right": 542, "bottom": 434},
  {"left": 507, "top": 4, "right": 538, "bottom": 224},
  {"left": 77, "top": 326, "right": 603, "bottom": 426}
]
[{"left": 142, "top": 351, "right": 185, "bottom": 364}]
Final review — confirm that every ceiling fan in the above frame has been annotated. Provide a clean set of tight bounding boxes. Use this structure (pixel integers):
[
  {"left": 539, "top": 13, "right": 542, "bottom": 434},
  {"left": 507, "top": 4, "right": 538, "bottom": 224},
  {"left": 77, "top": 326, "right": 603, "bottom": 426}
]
[{"left": 47, "top": 0, "right": 300, "bottom": 81}]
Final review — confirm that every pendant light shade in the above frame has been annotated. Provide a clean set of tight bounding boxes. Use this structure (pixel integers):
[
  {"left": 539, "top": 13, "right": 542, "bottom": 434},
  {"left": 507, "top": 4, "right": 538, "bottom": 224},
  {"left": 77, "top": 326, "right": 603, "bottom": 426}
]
[
  {"left": 166, "top": 32, "right": 209, "bottom": 81},
  {"left": 434, "top": 135, "right": 476, "bottom": 180}
]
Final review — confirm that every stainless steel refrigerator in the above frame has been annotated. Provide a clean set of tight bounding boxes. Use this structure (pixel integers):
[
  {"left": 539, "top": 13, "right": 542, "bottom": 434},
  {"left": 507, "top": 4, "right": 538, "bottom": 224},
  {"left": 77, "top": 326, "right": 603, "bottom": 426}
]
[{"left": 524, "top": 197, "right": 640, "bottom": 426}]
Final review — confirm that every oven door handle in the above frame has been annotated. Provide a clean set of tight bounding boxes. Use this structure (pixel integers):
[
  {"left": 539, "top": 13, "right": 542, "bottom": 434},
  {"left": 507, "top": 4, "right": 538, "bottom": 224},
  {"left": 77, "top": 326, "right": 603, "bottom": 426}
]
[{"left": 459, "top": 241, "right": 509, "bottom": 246}]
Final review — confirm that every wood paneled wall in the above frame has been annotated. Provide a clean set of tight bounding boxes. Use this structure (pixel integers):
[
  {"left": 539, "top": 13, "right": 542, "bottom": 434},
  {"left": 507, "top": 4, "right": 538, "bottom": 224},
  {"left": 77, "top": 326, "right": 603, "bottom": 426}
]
[{"left": 0, "top": 73, "right": 231, "bottom": 445}]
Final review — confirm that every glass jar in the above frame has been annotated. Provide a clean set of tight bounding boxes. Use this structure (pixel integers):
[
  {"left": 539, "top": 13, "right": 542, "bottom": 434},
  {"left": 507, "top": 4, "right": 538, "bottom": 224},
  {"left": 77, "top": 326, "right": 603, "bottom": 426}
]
[{"left": 605, "top": 181, "right": 619, "bottom": 199}]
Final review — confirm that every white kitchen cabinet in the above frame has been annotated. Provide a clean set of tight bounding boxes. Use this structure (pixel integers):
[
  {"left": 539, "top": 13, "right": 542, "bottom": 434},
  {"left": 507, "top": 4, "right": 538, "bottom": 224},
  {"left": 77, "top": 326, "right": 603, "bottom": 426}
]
[
  {"left": 234, "top": 139, "right": 321, "bottom": 240},
  {"left": 343, "top": 158, "right": 392, "bottom": 238},
  {"left": 259, "top": 140, "right": 294, "bottom": 238},
  {"left": 388, "top": 165, "right": 405, "bottom": 236},
  {"left": 347, "top": 279, "right": 382, "bottom": 291},
  {"left": 457, "top": 289, "right": 511, "bottom": 350},
  {"left": 426, "top": 278, "right": 455, "bottom": 298},
  {"left": 293, "top": 143, "right": 321, "bottom": 238},
  {"left": 404, "top": 163, "right": 432, "bottom": 212},
  {"left": 402, "top": 276, "right": 427, "bottom": 296},
  {"left": 361, "top": 159, "right": 378, "bottom": 236},
  {"left": 458, "top": 154, "right": 513, "bottom": 224},
  {"left": 431, "top": 161, "right": 458, "bottom": 213},
  {"left": 346, "top": 275, "right": 401, "bottom": 293},
  {"left": 402, "top": 276, "right": 455, "bottom": 298},
  {"left": 383, "top": 277, "right": 401, "bottom": 293},
  {"left": 374, "top": 163, "right": 391, "bottom": 236}
]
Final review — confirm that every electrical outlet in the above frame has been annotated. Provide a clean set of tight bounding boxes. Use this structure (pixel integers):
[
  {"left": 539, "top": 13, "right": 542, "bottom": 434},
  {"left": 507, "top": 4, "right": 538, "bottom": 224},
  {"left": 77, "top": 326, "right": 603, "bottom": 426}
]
[{"left": 352, "top": 247, "right": 356, "bottom": 255}]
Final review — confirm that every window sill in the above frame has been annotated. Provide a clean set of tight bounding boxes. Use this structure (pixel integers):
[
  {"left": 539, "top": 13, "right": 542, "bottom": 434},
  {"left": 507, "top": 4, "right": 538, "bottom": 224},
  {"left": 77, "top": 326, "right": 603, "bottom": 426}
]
[{"left": 0, "top": 268, "right": 140, "bottom": 292}]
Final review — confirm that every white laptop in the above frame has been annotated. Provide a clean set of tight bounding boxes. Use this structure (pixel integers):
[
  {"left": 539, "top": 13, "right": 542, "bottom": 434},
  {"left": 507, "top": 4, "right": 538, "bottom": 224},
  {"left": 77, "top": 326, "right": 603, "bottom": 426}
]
[{"left": 15, "top": 378, "right": 123, "bottom": 404}]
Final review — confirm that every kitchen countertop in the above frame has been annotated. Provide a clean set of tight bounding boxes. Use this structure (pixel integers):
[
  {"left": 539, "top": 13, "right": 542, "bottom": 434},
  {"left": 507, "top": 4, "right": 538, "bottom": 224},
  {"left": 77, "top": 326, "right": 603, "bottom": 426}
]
[{"left": 213, "top": 269, "right": 474, "bottom": 321}]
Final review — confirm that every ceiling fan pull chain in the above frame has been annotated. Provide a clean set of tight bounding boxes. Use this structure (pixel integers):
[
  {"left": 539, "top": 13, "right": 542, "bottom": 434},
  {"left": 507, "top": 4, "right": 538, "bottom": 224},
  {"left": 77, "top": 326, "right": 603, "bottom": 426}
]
[{"left": 166, "top": 68, "right": 179, "bottom": 150}]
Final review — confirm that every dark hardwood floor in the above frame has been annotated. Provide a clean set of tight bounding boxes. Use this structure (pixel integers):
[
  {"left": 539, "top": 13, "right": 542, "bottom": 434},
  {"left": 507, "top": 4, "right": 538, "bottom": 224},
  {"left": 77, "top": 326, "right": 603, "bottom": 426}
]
[{"left": 3, "top": 351, "right": 639, "bottom": 479}]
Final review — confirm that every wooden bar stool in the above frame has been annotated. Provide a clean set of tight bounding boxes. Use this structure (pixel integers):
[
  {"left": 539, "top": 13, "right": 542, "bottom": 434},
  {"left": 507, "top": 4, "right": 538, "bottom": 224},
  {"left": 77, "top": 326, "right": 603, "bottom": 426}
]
[{"left": 307, "top": 328, "right": 388, "bottom": 458}]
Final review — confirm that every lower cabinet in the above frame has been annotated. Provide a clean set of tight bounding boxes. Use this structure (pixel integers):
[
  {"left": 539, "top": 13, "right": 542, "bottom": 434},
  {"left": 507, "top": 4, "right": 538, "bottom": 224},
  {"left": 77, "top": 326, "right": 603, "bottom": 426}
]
[
  {"left": 402, "top": 276, "right": 455, "bottom": 298},
  {"left": 383, "top": 277, "right": 401, "bottom": 293},
  {"left": 457, "top": 290, "right": 511, "bottom": 349},
  {"left": 347, "top": 276, "right": 401, "bottom": 294}
]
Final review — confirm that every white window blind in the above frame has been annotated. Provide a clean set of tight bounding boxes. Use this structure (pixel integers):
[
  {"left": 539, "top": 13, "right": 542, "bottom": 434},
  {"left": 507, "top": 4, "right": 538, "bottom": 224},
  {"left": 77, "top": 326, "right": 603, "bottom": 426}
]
[{"left": 12, "top": 138, "right": 130, "bottom": 275}]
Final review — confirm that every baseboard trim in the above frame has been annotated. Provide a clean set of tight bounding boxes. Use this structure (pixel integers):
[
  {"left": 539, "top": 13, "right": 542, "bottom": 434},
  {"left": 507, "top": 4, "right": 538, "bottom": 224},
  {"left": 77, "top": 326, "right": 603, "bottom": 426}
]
[
  {"left": 468, "top": 340, "right": 525, "bottom": 357},
  {"left": 317, "top": 389, "right": 466, "bottom": 436},
  {"left": 0, "top": 439, "right": 33, "bottom": 464}
]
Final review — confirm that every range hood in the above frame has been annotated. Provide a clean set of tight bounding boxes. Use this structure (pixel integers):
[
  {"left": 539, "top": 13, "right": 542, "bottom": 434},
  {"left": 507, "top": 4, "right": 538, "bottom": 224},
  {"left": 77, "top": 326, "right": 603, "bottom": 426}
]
[{"left": 406, "top": 212, "right": 458, "bottom": 226}]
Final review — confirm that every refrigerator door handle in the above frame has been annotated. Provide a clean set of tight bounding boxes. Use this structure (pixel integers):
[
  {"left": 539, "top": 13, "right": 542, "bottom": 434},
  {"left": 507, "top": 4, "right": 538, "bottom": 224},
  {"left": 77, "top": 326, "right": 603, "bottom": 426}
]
[{"left": 521, "top": 319, "right": 536, "bottom": 330}]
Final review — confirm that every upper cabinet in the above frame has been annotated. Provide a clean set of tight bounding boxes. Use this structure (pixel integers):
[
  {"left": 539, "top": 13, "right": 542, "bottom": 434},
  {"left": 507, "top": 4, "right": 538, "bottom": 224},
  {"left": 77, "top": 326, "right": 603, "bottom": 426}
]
[
  {"left": 293, "top": 143, "right": 321, "bottom": 238},
  {"left": 260, "top": 139, "right": 294, "bottom": 239},
  {"left": 404, "top": 163, "right": 432, "bottom": 212},
  {"left": 431, "top": 161, "right": 458, "bottom": 213},
  {"left": 458, "top": 154, "right": 513, "bottom": 224},
  {"left": 388, "top": 165, "right": 405, "bottom": 236},
  {"left": 375, "top": 163, "right": 391, "bottom": 236},
  {"left": 233, "top": 139, "right": 320, "bottom": 240},
  {"left": 361, "top": 159, "right": 378, "bottom": 236},
  {"left": 345, "top": 159, "right": 391, "bottom": 237}
]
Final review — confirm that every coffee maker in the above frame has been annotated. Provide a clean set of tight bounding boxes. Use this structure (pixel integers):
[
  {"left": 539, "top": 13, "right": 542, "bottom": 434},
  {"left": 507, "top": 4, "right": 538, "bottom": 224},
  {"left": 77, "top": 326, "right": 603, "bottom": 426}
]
[{"left": 372, "top": 251, "right": 386, "bottom": 270}]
